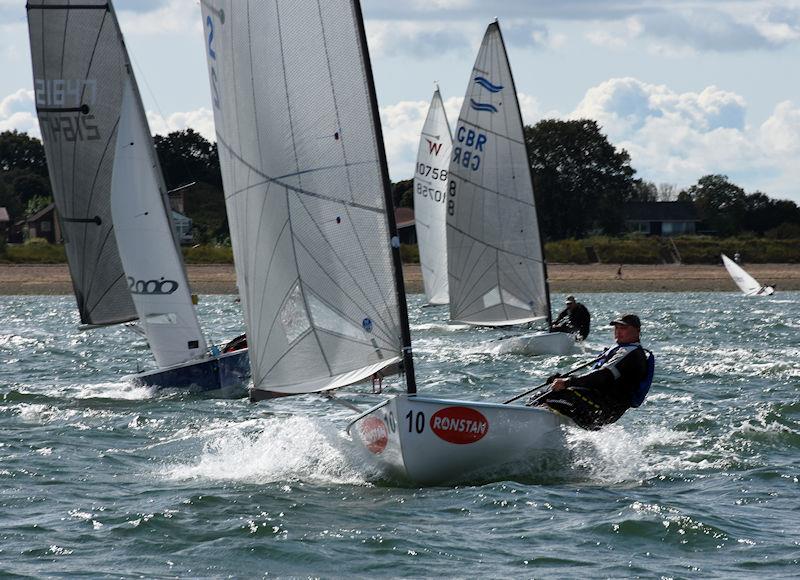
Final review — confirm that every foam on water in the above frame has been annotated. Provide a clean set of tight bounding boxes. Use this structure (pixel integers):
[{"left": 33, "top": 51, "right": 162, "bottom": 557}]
[{"left": 163, "top": 415, "right": 371, "bottom": 486}]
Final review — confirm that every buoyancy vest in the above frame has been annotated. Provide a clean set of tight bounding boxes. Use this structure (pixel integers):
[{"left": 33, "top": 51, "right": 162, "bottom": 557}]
[{"left": 592, "top": 343, "right": 655, "bottom": 408}]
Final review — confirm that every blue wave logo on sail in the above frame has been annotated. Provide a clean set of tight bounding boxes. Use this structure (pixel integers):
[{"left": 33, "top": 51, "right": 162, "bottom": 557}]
[
  {"left": 470, "top": 99, "right": 498, "bottom": 113},
  {"left": 474, "top": 76, "right": 503, "bottom": 93}
]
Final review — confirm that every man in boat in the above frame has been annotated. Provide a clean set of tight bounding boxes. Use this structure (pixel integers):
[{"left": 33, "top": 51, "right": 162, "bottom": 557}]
[
  {"left": 531, "top": 314, "right": 652, "bottom": 430},
  {"left": 551, "top": 295, "right": 591, "bottom": 340}
]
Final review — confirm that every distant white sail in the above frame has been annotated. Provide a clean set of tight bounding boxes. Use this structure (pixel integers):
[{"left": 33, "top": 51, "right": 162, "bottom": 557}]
[
  {"left": 447, "top": 22, "right": 549, "bottom": 326},
  {"left": 201, "top": 0, "right": 403, "bottom": 395},
  {"left": 721, "top": 254, "right": 772, "bottom": 296},
  {"left": 111, "top": 79, "right": 207, "bottom": 368},
  {"left": 414, "top": 88, "right": 452, "bottom": 305},
  {"left": 27, "top": 0, "right": 136, "bottom": 326}
]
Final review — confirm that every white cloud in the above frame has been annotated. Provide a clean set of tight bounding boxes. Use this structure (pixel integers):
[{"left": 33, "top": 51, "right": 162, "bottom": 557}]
[
  {"left": 0, "top": 89, "right": 39, "bottom": 137},
  {"left": 146, "top": 107, "right": 216, "bottom": 141},
  {"left": 116, "top": 0, "right": 201, "bottom": 36}
]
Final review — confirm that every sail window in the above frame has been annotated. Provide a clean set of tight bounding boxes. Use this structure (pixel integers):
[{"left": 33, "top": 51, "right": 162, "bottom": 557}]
[
  {"left": 501, "top": 289, "right": 533, "bottom": 311},
  {"left": 145, "top": 313, "right": 177, "bottom": 325},
  {"left": 280, "top": 284, "right": 311, "bottom": 343},
  {"left": 482, "top": 287, "right": 501, "bottom": 308},
  {"left": 307, "top": 292, "right": 367, "bottom": 340}
]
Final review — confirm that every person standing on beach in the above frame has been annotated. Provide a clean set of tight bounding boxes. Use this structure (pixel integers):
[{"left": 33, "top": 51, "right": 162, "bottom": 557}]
[
  {"left": 532, "top": 314, "right": 653, "bottom": 430},
  {"left": 552, "top": 295, "right": 591, "bottom": 340}
]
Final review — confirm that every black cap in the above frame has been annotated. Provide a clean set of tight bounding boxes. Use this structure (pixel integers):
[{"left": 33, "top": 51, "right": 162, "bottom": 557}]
[
  {"left": 609, "top": 314, "right": 641, "bottom": 329},
  {"left": 565, "top": 295, "right": 576, "bottom": 304}
]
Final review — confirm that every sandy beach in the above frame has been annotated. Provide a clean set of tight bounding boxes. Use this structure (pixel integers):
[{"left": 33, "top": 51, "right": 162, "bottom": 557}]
[{"left": 1, "top": 262, "right": 798, "bottom": 295}]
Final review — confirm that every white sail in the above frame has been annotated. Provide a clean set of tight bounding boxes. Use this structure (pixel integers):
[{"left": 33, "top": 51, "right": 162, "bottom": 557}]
[
  {"left": 414, "top": 89, "right": 453, "bottom": 305},
  {"left": 721, "top": 254, "right": 770, "bottom": 296},
  {"left": 447, "top": 22, "right": 549, "bottom": 326},
  {"left": 111, "top": 79, "right": 207, "bottom": 368},
  {"left": 201, "top": 0, "right": 403, "bottom": 395}
]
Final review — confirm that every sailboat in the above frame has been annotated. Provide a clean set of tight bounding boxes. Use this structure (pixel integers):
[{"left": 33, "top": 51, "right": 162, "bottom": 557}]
[
  {"left": 26, "top": 0, "right": 249, "bottom": 393},
  {"left": 414, "top": 87, "right": 452, "bottom": 306},
  {"left": 445, "top": 21, "right": 579, "bottom": 356},
  {"left": 201, "top": 4, "right": 572, "bottom": 484},
  {"left": 721, "top": 254, "right": 774, "bottom": 296}
]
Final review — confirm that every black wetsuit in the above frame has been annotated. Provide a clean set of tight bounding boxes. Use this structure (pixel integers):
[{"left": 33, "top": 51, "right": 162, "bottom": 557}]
[
  {"left": 534, "top": 342, "right": 648, "bottom": 430},
  {"left": 552, "top": 303, "right": 591, "bottom": 340}
]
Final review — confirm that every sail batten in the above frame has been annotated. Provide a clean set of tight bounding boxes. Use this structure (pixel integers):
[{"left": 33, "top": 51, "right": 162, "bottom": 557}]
[
  {"left": 202, "top": 0, "right": 406, "bottom": 396},
  {"left": 447, "top": 22, "right": 549, "bottom": 327}
]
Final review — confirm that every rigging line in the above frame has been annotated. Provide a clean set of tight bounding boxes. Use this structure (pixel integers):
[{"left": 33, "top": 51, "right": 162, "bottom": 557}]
[
  {"left": 453, "top": 162, "right": 537, "bottom": 209},
  {"left": 79, "top": 116, "right": 120, "bottom": 313},
  {"left": 315, "top": 4, "right": 397, "bottom": 331},
  {"left": 74, "top": 7, "right": 109, "bottom": 291},
  {"left": 291, "top": 232, "right": 398, "bottom": 348},
  {"left": 253, "top": 211, "right": 290, "bottom": 365},
  {"left": 274, "top": 1, "right": 335, "bottom": 381},
  {"left": 291, "top": 191, "right": 398, "bottom": 340},
  {"left": 215, "top": 135, "right": 383, "bottom": 213}
]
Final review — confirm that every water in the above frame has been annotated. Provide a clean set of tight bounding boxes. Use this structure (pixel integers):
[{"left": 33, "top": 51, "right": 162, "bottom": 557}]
[{"left": 1, "top": 292, "right": 799, "bottom": 577}]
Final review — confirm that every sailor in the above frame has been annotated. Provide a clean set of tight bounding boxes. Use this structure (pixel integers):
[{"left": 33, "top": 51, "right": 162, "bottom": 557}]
[
  {"left": 551, "top": 295, "right": 591, "bottom": 340},
  {"left": 532, "top": 314, "right": 653, "bottom": 430}
]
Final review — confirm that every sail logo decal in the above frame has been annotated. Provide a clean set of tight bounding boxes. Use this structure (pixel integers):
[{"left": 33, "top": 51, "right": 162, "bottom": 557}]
[
  {"left": 426, "top": 139, "right": 443, "bottom": 155},
  {"left": 474, "top": 76, "right": 503, "bottom": 93},
  {"left": 469, "top": 99, "right": 498, "bottom": 113},
  {"left": 430, "top": 407, "right": 488, "bottom": 444},
  {"left": 360, "top": 417, "right": 389, "bottom": 454},
  {"left": 128, "top": 277, "right": 179, "bottom": 295}
]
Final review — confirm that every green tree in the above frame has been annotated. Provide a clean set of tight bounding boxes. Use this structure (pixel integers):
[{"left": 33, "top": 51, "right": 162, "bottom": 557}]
[
  {"left": 392, "top": 179, "right": 413, "bottom": 208},
  {"left": 525, "top": 119, "right": 638, "bottom": 239},
  {"left": 0, "top": 130, "right": 48, "bottom": 176},
  {"left": 682, "top": 174, "right": 746, "bottom": 236},
  {"left": 742, "top": 191, "right": 800, "bottom": 234},
  {"left": 25, "top": 194, "right": 52, "bottom": 219},
  {"left": 153, "top": 129, "right": 221, "bottom": 189}
]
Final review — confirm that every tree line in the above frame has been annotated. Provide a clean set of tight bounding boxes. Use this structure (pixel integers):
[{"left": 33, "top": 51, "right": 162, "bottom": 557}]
[{"left": 2, "top": 122, "right": 800, "bottom": 242}]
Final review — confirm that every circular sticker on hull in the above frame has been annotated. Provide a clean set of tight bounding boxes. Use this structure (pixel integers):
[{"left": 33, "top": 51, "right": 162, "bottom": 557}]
[{"left": 360, "top": 416, "right": 389, "bottom": 454}]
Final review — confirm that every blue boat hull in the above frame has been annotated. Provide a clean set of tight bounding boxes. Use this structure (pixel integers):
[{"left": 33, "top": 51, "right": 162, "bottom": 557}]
[{"left": 130, "top": 348, "right": 250, "bottom": 396}]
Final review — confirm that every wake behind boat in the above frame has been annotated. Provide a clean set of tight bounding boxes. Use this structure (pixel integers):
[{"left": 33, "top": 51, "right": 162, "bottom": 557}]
[{"left": 26, "top": 0, "right": 248, "bottom": 394}]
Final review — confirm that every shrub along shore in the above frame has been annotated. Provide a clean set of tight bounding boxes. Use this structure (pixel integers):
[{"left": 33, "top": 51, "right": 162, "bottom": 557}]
[{"left": 2, "top": 262, "right": 799, "bottom": 295}]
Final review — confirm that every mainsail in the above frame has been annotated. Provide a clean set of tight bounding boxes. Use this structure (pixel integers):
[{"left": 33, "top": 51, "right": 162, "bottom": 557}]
[
  {"left": 201, "top": 0, "right": 411, "bottom": 395},
  {"left": 721, "top": 254, "right": 768, "bottom": 296},
  {"left": 447, "top": 22, "right": 550, "bottom": 327},
  {"left": 27, "top": 0, "right": 136, "bottom": 326},
  {"left": 414, "top": 88, "right": 452, "bottom": 305}
]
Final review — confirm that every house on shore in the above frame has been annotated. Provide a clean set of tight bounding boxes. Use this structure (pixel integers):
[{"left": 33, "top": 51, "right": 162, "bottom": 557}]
[{"left": 623, "top": 201, "right": 699, "bottom": 236}]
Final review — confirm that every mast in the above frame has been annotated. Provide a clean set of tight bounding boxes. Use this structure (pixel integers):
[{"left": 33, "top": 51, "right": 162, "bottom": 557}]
[
  {"left": 352, "top": 0, "right": 416, "bottom": 394},
  {"left": 492, "top": 21, "right": 554, "bottom": 331}
]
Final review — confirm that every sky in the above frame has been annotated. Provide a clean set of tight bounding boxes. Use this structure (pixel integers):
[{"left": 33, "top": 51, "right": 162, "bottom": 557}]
[{"left": 4, "top": 0, "right": 800, "bottom": 203}]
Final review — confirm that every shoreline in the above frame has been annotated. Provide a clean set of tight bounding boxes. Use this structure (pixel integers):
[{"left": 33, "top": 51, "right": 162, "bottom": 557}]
[{"left": 1, "top": 263, "right": 798, "bottom": 295}]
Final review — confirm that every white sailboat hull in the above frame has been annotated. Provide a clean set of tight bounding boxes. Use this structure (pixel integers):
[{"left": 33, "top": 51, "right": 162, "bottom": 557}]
[{"left": 348, "top": 394, "right": 572, "bottom": 485}]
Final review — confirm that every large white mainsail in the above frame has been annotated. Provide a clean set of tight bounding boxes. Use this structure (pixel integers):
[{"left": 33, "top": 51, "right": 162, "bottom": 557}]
[
  {"left": 447, "top": 22, "right": 551, "bottom": 327},
  {"left": 111, "top": 78, "right": 207, "bottom": 367},
  {"left": 721, "top": 254, "right": 772, "bottom": 296},
  {"left": 414, "top": 88, "right": 453, "bottom": 305},
  {"left": 27, "top": 0, "right": 136, "bottom": 326},
  {"left": 201, "top": 0, "right": 412, "bottom": 396}
]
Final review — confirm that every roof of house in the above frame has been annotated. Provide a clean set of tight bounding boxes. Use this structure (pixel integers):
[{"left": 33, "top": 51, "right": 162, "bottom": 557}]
[
  {"left": 0, "top": 207, "right": 9, "bottom": 222},
  {"left": 395, "top": 207, "right": 415, "bottom": 228},
  {"left": 623, "top": 201, "right": 699, "bottom": 222},
  {"left": 27, "top": 202, "right": 57, "bottom": 223}
]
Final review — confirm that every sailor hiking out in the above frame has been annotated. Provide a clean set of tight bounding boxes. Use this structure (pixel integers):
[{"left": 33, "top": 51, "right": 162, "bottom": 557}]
[
  {"left": 551, "top": 295, "right": 591, "bottom": 340},
  {"left": 530, "top": 314, "right": 654, "bottom": 430}
]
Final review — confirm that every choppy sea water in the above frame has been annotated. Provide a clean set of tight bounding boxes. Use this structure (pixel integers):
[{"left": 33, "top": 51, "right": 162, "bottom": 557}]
[{"left": 1, "top": 292, "right": 799, "bottom": 578}]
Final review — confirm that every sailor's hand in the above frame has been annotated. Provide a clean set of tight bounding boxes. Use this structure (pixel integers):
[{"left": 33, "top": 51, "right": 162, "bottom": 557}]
[
  {"left": 545, "top": 373, "right": 562, "bottom": 385},
  {"left": 551, "top": 378, "right": 570, "bottom": 391}
]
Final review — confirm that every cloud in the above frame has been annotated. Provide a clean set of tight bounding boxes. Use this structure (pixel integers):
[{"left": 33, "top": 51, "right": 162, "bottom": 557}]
[
  {"left": 115, "top": 0, "right": 201, "bottom": 36},
  {"left": 145, "top": 107, "right": 216, "bottom": 141},
  {"left": 367, "top": 21, "right": 472, "bottom": 58},
  {"left": 0, "top": 89, "right": 39, "bottom": 137}
]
